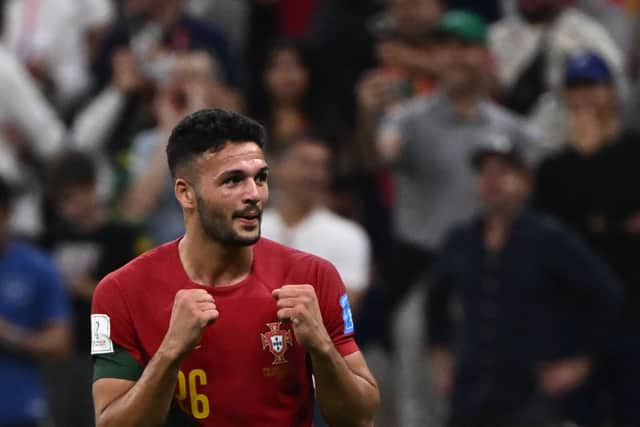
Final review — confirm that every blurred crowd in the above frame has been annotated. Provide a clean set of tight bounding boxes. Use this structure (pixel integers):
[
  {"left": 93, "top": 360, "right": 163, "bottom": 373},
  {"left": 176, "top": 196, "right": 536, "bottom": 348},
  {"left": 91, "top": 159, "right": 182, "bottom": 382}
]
[{"left": 1, "top": 0, "right": 640, "bottom": 426}]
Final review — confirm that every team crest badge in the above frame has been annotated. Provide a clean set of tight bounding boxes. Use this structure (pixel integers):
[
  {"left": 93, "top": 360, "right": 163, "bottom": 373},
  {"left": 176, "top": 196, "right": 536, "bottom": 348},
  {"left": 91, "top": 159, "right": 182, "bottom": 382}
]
[{"left": 261, "top": 322, "right": 293, "bottom": 365}]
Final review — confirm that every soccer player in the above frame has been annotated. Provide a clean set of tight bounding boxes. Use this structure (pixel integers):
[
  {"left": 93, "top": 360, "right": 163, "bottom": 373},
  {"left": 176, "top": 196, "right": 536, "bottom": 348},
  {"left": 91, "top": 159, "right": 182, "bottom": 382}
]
[{"left": 91, "top": 109, "right": 380, "bottom": 426}]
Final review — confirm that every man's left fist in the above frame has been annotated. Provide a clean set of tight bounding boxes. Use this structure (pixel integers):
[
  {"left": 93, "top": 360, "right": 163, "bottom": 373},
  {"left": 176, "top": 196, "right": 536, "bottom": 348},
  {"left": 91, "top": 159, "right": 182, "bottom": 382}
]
[{"left": 272, "top": 285, "right": 332, "bottom": 354}]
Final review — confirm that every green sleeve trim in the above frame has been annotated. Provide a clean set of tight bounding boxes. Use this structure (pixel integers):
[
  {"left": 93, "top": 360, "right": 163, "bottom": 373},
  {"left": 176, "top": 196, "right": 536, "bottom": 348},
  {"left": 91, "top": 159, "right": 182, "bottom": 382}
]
[{"left": 93, "top": 345, "right": 144, "bottom": 381}]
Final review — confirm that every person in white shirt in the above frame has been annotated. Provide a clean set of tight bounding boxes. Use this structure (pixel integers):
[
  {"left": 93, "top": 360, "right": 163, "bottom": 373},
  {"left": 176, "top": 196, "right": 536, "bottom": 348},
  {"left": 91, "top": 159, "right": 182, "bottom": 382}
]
[
  {"left": 490, "top": 0, "right": 625, "bottom": 116},
  {"left": 0, "top": 44, "right": 66, "bottom": 238},
  {"left": 3, "top": 0, "right": 114, "bottom": 110},
  {"left": 261, "top": 133, "right": 371, "bottom": 311}
]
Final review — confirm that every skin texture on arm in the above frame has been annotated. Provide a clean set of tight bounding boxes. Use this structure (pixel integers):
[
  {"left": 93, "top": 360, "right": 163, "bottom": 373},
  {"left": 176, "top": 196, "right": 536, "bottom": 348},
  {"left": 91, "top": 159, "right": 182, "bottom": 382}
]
[
  {"left": 93, "top": 289, "right": 218, "bottom": 427},
  {"left": 273, "top": 285, "right": 379, "bottom": 426}
]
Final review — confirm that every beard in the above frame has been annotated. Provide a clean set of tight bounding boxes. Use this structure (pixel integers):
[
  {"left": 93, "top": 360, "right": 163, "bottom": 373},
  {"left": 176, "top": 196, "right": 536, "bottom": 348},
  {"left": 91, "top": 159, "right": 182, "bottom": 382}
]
[{"left": 195, "top": 192, "right": 261, "bottom": 247}]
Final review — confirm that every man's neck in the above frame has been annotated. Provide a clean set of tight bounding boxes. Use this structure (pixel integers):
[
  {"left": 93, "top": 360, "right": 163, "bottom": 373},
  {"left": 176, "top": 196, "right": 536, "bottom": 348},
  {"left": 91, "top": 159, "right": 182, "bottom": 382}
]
[
  {"left": 446, "top": 88, "right": 481, "bottom": 118},
  {"left": 278, "top": 197, "right": 315, "bottom": 228},
  {"left": 483, "top": 207, "right": 522, "bottom": 252},
  {"left": 178, "top": 231, "right": 254, "bottom": 287}
]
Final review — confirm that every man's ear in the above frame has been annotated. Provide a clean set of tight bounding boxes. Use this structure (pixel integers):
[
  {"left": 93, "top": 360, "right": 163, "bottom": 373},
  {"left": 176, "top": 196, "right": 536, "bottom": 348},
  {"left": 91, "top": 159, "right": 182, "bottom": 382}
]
[{"left": 175, "top": 178, "right": 196, "bottom": 209}]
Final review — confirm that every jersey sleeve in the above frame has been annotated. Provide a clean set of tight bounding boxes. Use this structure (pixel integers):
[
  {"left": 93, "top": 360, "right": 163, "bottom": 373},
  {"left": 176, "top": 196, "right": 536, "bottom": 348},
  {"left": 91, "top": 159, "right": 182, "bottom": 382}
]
[
  {"left": 91, "top": 274, "right": 145, "bottom": 375},
  {"left": 314, "top": 258, "right": 360, "bottom": 357}
]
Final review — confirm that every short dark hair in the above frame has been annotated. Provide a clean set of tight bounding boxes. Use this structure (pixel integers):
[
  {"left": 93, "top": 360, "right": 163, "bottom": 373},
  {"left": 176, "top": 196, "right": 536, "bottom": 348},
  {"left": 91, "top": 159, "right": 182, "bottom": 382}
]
[
  {"left": 0, "top": 175, "right": 11, "bottom": 211},
  {"left": 45, "top": 149, "right": 97, "bottom": 200},
  {"left": 270, "top": 130, "right": 334, "bottom": 159},
  {"left": 166, "top": 108, "right": 267, "bottom": 178}
]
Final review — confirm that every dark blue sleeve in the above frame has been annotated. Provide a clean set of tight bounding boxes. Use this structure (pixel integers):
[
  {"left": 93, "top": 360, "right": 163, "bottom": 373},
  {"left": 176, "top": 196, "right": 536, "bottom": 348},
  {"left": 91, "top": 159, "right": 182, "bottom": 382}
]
[
  {"left": 546, "top": 224, "right": 624, "bottom": 355},
  {"left": 426, "top": 231, "right": 460, "bottom": 348},
  {"left": 37, "top": 257, "right": 71, "bottom": 324}
]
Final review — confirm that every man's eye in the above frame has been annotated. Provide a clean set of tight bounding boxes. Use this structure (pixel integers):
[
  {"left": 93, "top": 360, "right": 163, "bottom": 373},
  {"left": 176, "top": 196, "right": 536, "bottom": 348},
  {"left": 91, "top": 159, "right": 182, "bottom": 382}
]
[
  {"left": 256, "top": 173, "right": 268, "bottom": 183},
  {"left": 224, "top": 176, "right": 242, "bottom": 185}
]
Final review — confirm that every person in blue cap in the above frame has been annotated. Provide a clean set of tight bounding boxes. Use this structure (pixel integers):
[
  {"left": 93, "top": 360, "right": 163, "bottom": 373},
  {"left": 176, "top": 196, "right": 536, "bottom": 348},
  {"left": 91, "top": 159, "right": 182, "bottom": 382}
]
[{"left": 535, "top": 50, "right": 640, "bottom": 426}]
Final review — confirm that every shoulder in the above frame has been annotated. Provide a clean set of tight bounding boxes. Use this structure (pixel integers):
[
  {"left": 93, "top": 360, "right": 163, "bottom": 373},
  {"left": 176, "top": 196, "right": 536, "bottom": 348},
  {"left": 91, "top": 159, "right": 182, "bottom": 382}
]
[
  {"left": 95, "top": 240, "right": 176, "bottom": 294},
  {"left": 384, "top": 94, "right": 433, "bottom": 125},
  {"left": 521, "top": 211, "right": 575, "bottom": 242},
  {"left": 8, "top": 242, "right": 59, "bottom": 276},
  {"left": 560, "top": 8, "right": 608, "bottom": 32},
  {"left": 442, "top": 219, "right": 477, "bottom": 248},
  {"left": 254, "top": 238, "right": 339, "bottom": 281},
  {"left": 313, "top": 209, "right": 369, "bottom": 248},
  {"left": 483, "top": 100, "right": 529, "bottom": 129}
]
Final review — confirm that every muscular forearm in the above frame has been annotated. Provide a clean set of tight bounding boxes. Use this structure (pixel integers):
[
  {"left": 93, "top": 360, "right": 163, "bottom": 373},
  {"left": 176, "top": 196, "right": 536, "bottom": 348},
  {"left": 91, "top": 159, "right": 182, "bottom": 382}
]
[
  {"left": 311, "top": 347, "right": 379, "bottom": 427},
  {"left": 96, "top": 348, "right": 182, "bottom": 427}
]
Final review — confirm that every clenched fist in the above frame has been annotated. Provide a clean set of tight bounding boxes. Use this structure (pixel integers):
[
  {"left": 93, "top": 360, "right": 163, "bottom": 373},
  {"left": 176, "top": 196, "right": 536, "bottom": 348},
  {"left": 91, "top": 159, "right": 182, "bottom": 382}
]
[
  {"left": 272, "top": 285, "right": 332, "bottom": 355},
  {"left": 160, "top": 289, "right": 218, "bottom": 360}
]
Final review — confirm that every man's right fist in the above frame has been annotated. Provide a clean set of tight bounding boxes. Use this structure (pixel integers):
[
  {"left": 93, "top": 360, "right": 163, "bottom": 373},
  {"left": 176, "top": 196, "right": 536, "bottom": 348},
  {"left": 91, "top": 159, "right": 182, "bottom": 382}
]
[{"left": 161, "top": 289, "right": 218, "bottom": 360}]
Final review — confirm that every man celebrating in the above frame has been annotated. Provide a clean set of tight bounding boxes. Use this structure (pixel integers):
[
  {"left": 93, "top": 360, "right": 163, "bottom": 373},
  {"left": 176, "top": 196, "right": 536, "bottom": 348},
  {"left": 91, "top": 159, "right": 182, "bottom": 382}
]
[{"left": 91, "top": 109, "right": 379, "bottom": 427}]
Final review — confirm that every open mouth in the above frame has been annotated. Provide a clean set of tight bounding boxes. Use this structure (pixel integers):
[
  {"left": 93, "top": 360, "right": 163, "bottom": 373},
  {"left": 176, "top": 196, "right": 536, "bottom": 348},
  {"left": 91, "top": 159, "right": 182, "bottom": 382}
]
[{"left": 235, "top": 210, "right": 261, "bottom": 226}]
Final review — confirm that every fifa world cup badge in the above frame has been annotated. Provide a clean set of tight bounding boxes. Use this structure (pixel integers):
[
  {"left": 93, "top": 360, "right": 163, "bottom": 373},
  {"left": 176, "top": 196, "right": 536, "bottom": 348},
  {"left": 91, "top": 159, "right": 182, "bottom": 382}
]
[{"left": 261, "top": 322, "right": 293, "bottom": 365}]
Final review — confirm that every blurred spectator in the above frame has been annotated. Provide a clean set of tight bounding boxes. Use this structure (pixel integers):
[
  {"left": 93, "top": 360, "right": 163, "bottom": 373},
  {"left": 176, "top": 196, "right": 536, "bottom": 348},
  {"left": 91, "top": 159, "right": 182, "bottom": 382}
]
[
  {"left": 73, "top": 0, "right": 243, "bottom": 162},
  {"left": 491, "top": 0, "right": 625, "bottom": 115},
  {"left": 577, "top": 0, "right": 635, "bottom": 62},
  {"left": 39, "top": 150, "right": 142, "bottom": 427},
  {"left": 121, "top": 51, "right": 240, "bottom": 245},
  {"left": 428, "top": 137, "right": 622, "bottom": 427},
  {"left": 3, "top": 0, "right": 114, "bottom": 112},
  {"left": 262, "top": 133, "right": 371, "bottom": 313},
  {"left": 534, "top": 50, "right": 640, "bottom": 426},
  {"left": 0, "top": 175, "right": 72, "bottom": 426},
  {"left": 373, "top": 10, "right": 537, "bottom": 348},
  {"left": 356, "top": 0, "right": 445, "bottom": 166},
  {"left": 0, "top": 39, "right": 66, "bottom": 238},
  {"left": 94, "top": 0, "right": 242, "bottom": 88},
  {"left": 249, "top": 39, "right": 339, "bottom": 150},
  {"left": 187, "top": 0, "right": 250, "bottom": 53}
]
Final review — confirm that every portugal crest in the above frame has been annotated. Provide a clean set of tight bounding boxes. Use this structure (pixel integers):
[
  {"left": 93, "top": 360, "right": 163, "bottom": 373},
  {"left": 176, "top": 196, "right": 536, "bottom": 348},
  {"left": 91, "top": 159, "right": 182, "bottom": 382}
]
[{"left": 261, "top": 322, "right": 293, "bottom": 365}]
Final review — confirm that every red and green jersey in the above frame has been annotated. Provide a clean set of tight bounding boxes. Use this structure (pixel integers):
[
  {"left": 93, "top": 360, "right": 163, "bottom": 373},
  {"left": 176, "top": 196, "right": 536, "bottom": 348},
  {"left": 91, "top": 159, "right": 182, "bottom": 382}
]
[{"left": 91, "top": 238, "right": 358, "bottom": 426}]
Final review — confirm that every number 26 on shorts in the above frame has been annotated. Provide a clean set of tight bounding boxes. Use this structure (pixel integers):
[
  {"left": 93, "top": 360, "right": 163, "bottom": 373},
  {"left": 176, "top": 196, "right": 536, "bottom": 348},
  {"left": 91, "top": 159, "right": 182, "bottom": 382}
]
[{"left": 176, "top": 369, "right": 210, "bottom": 419}]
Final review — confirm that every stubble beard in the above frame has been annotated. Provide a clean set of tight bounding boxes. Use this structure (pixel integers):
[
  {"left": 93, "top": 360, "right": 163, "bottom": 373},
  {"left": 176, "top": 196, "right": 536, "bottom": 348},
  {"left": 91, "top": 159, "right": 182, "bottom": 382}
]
[{"left": 195, "top": 193, "right": 261, "bottom": 247}]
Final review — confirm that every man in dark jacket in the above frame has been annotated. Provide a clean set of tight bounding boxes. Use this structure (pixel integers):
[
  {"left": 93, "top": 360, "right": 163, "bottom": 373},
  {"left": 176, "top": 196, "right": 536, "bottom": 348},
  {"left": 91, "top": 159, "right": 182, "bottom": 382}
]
[{"left": 427, "top": 135, "right": 623, "bottom": 427}]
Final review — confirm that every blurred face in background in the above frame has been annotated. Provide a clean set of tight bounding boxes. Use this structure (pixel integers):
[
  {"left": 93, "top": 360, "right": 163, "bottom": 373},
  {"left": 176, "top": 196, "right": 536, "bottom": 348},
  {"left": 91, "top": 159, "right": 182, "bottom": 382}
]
[
  {"left": 54, "top": 183, "right": 99, "bottom": 229},
  {"left": 437, "top": 39, "right": 489, "bottom": 94},
  {"left": 276, "top": 139, "right": 331, "bottom": 208},
  {"left": 264, "top": 47, "right": 310, "bottom": 107},
  {"left": 390, "top": 0, "right": 443, "bottom": 41},
  {"left": 564, "top": 83, "right": 617, "bottom": 120},
  {"left": 476, "top": 155, "right": 530, "bottom": 216}
]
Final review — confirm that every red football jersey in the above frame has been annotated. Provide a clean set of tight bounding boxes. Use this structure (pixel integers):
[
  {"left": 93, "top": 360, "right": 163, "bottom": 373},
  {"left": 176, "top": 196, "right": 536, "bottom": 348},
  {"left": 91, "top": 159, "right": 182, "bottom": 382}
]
[{"left": 91, "top": 238, "right": 359, "bottom": 426}]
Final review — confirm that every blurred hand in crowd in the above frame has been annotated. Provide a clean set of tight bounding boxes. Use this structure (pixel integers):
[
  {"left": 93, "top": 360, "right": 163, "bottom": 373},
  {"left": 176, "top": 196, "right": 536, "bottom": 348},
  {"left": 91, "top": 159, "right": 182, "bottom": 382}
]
[
  {"left": 357, "top": 70, "right": 409, "bottom": 116},
  {"left": 429, "top": 348, "right": 454, "bottom": 396},
  {"left": 122, "top": 51, "right": 241, "bottom": 221},
  {"left": 538, "top": 356, "right": 591, "bottom": 397},
  {"left": 155, "top": 51, "right": 242, "bottom": 132},
  {"left": 111, "top": 48, "right": 149, "bottom": 93}
]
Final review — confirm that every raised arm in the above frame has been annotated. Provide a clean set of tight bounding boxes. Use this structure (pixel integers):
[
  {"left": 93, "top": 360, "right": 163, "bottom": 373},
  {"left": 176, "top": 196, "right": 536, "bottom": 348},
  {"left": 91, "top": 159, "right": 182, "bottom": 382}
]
[
  {"left": 93, "top": 289, "right": 218, "bottom": 427},
  {"left": 273, "top": 284, "right": 379, "bottom": 427}
]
